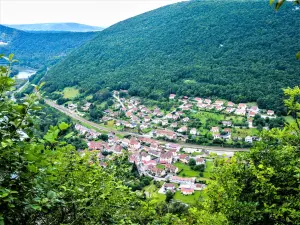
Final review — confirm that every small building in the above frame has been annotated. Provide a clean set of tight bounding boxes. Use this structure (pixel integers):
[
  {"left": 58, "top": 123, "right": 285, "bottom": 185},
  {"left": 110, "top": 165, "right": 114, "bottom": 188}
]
[
  {"left": 196, "top": 158, "right": 205, "bottom": 165},
  {"left": 181, "top": 188, "right": 194, "bottom": 195},
  {"left": 160, "top": 152, "right": 173, "bottom": 164},
  {"left": 177, "top": 126, "right": 188, "bottom": 133},
  {"left": 222, "top": 121, "right": 232, "bottom": 127},
  {"left": 190, "top": 128, "right": 197, "bottom": 135},
  {"left": 211, "top": 127, "right": 219, "bottom": 133},
  {"left": 164, "top": 183, "right": 176, "bottom": 191},
  {"left": 169, "top": 94, "right": 176, "bottom": 100},
  {"left": 245, "top": 136, "right": 253, "bottom": 143}
]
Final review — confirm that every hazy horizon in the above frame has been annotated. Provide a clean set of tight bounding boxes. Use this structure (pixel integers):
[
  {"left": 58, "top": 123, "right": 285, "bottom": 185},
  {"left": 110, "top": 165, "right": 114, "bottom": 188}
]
[{"left": 0, "top": 0, "right": 187, "bottom": 28}]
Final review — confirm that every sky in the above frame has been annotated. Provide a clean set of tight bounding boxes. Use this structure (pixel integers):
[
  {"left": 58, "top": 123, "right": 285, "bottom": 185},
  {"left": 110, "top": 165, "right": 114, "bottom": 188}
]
[{"left": 0, "top": 0, "right": 186, "bottom": 27}]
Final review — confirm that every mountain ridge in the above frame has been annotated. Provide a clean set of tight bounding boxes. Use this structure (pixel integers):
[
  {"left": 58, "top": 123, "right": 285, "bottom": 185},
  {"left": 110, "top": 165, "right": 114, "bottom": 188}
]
[
  {"left": 0, "top": 24, "right": 98, "bottom": 67},
  {"left": 5, "top": 22, "right": 104, "bottom": 32},
  {"left": 42, "top": 0, "right": 300, "bottom": 113}
]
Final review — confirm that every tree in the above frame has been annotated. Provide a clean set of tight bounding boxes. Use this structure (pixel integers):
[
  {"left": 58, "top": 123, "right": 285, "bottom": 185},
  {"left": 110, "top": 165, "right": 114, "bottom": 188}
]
[
  {"left": 99, "top": 133, "right": 109, "bottom": 141},
  {"left": 202, "top": 87, "right": 300, "bottom": 225},
  {"left": 166, "top": 191, "right": 174, "bottom": 203},
  {"left": 0, "top": 55, "right": 140, "bottom": 224},
  {"left": 188, "top": 158, "right": 196, "bottom": 166}
]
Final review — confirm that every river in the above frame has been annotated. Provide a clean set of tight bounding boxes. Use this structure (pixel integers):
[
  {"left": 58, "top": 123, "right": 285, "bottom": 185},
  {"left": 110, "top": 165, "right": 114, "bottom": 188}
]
[{"left": 16, "top": 69, "right": 37, "bottom": 79}]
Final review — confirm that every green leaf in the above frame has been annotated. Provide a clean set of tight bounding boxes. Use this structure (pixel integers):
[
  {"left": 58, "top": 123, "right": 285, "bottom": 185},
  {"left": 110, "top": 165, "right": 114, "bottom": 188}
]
[
  {"left": 8, "top": 54, "right": 14, "bottom": 61},
  {"left": 296, "top": 51, "right": 300, "bottom": 60},
  {"left": 0, "top": 216, "right": 4, "bottom": 225},
  {"left": 58, "top": 122, "right": 69, "bottom": 131},
  {"left": 47, "top": 191, "right": 56, "bottom": 199},
  {"left": 64, "top": 132, "right": 74, "bottom": 139},
  {"left": 275, "top": 0, "right": 286, "bottom": 11},
  {"left": 30, "top": 205, "right": 42, "bottom": 211},
  {"left": 28, "top": 164, "right": 38, "bottom": 173},
  {"left": 270, "top": 0, "right": 275, "bottom": 6}
]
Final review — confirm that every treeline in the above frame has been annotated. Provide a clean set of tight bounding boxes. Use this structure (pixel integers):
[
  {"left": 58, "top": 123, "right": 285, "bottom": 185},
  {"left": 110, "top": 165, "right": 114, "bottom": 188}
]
[{"left": 43, "top": 0, "right": 300, "bottom": 114}]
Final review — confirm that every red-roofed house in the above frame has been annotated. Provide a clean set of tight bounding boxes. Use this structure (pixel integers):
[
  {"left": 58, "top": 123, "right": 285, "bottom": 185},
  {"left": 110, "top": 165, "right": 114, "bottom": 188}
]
[
  {"left": 215, "top": 100, "right": 224, "bottom": 106},
  {"left": 238, "top": 103, "right": 247, "bottom": 110},
  {"left": 181, "top": 188, "right": 194, "bottom": 195},
  {"left": 165, "top": 164, "right": 179, "bottom": 174},
  {"left": 160, "top": 152, "right": 173, "bottom": 164},
  {"left": 267, "top": 110, "right": 274, "bottom": 116},
  {"left": 169, "top": 94, "right": 176, "bottom": 100},
  {"left": 156, "top": 130, "right": 177, "bottom": 140},
  {"left": 196, "top": 158, "right": 205, "bottom": 165},
  {"left": 88, "top": 141, "right": 104, "bottom": 150},
  {"left": 130, "top": 137, "right": 140, "bottom": 150},
  {"left": 170, "top": 176, "right": 196, "bottom": 184},
  {"left": 227, "top": 102, "right": 235, "bottom": 107},
  {"left": 164, "top": 183, "right": 176, "bottom": 191},
  {"left": 211, "top": 127, "right": 219, "bottom": 133},
  {"left": 179, "top": 154, "right": 189, "bottom": 164}
]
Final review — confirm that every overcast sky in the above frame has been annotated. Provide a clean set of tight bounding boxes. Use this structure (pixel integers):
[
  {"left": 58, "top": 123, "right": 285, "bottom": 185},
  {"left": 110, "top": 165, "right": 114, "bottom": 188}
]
[{"left": 0, "top": 0, "right": 186, "bottom": 27}]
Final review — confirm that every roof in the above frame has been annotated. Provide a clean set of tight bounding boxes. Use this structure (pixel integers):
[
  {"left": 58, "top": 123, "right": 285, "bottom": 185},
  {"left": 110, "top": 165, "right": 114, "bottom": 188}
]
[
  {"left": 164, "top": 183, "right": 175, "bottom": 188},
  {"left": 181, "top": 188, "right": 194, "bottom": 193}
]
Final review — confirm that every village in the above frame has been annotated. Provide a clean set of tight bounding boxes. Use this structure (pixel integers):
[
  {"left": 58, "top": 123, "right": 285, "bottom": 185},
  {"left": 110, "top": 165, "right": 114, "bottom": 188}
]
[
  {"left": 66, "top": 90, "right": 280, "bottom": 200},
  {"left": 68, "top": 90, "right": 277, "bottom": 146}
]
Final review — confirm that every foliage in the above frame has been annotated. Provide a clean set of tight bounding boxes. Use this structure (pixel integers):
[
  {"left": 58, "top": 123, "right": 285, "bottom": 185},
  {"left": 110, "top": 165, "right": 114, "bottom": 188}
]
[
  {"left": 44, "top": 0, "right": 300, "bottom": 114},
  {"left": 166, "top": 191, "right": 175, "bottom": 203},
  {"left": 202, "top": 87, "right": 300, "bottom": 224},
  {"left": 0, "top": 56, "right": 140, "bottom": 224}
]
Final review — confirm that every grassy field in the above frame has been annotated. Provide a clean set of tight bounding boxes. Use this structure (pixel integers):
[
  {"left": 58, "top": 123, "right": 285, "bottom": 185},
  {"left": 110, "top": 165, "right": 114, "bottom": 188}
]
[
  {"left": 232, "top": 128, "right": 260, "bottom": 138},
  {"left": 193, "top": 111, "right": 224, "bottom": 125},
  {"left": 191, "top": 152, "right": 203, "bottom": 156},
  {"left": 203, "top": 160, "right": 214, "bottom": 178},
  {"left": 174, "top": 162, "right": 199, "bottom": 177},
  {"left": 63, "top": 87, "right": 79, "bottom": 99},
  {"left": 174, "top": 191, "right": 203, "bottom": 204},
  {"left": 157, "top": 164, "right": 165, "bottom": 169},
  {"left": 107, "top": 120, "right": 115, "bottom": 127},
  {"left": 143, "top": 184, "right": 166, "bottom": 201}
]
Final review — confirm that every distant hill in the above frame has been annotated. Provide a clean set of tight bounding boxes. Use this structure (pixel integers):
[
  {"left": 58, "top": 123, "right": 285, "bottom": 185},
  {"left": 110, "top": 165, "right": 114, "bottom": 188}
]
[
  {"left": 0, "top": 24, "right": 98, "bottom": 68},
  {"left": 43, "top": 0, "right": 300, "bottom": 114},
  {"left": 5, "top": 23, "right": 104, "bottom": 32}
]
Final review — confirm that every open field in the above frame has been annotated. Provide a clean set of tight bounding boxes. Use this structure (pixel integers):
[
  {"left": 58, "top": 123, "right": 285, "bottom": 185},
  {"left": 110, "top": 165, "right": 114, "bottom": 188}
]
[
  {"left": 174, "top": 162, "right": 200, "bottom": 177},
  {"left": 143, "top": 184, "right": 166, "bottom": 201},
  {"left": 174, "top": 191, "right": 203, "bottom": 204},
  {"left": 63, "top": 87, "right": 79, "bottom": 99}
]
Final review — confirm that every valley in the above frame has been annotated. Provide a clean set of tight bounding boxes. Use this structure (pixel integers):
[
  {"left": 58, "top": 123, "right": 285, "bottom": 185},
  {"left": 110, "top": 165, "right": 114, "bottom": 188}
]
[{"left": 1, "top": 0, "right": 300, "bottom": 224}]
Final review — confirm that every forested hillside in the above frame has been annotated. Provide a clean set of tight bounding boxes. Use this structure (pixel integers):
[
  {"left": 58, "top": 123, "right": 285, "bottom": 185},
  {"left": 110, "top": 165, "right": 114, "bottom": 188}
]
[
  {"left": 0, "top": 25, "right": 98, "bottom": 67},
  {"left": 43, "top": 0, "right": 300, "bottom": 114}
]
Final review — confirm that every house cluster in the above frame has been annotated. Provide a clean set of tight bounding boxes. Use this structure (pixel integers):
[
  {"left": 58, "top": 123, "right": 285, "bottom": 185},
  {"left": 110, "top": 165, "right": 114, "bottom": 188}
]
[
  {"left": 169, "top": 94, "right": 275, "bottom": 118},
  {"left": 161, "top": 179, "right": 207, "bottom": 195},
  {"left": 210, "top": 125, "right": 232, "bottom": 140},
  {"left": 74, "top": 124, "right": 100, "bottom": 140}
]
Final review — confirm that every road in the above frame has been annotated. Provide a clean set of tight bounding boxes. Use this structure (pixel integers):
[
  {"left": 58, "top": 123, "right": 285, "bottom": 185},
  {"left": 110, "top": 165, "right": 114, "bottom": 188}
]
[
  {"left": 45, "top": 99, "right": 249, "bottom": 153},
  {"left": 113, "top": 93, "right": 126, "bottom": 109}
]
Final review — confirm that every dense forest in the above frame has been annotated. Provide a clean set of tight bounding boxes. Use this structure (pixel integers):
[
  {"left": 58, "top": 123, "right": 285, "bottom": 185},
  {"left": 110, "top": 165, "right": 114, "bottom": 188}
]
[
  {"left": 0, "top": 25, "right": 98, "bottom": 68},
  {"left": 42, "top": 0, "right": 300, "bottom": 114}
]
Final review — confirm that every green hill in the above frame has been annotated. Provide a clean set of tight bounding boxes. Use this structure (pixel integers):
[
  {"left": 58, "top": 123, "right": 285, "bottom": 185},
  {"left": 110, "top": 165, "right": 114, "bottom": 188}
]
[
  {"left": 43, "top": 0, "right": 300, "bottom": 113},
  {"left": 0, "top": 25, "right": 98, "bottom": 68}
]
